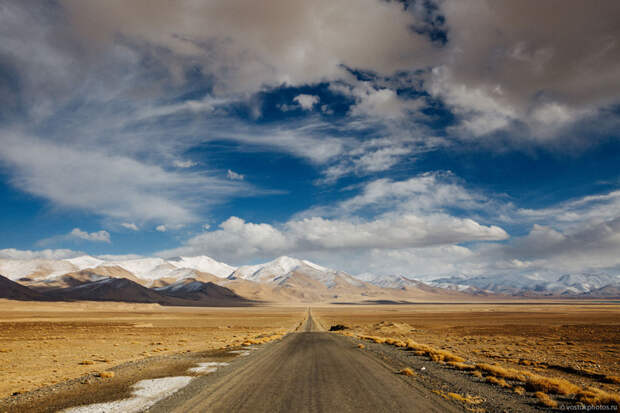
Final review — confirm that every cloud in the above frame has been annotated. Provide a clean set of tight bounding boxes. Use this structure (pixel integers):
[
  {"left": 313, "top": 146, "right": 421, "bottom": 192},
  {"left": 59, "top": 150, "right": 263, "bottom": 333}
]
[
  {"left": 429, "top": 0, "right": 620, "bottom": 141},
  {"left": 0, "top": 131, "right": 248, "bottom": 226},
  {"left": 159, "top": 172, "right": 508, "bottom": 265},
  {"left": 173, "top": 160, "right": 197, "bottom": 168},
  {"left": 59, "top": 0, "right": 436, "bottom": 94},
  {"left": 69, "top": 228, "right": 111, "bottom": 242},
  {"left": 293, "top": 94, "right": 319, "bottom": 110},
  {"left": 0, "top": 248, "right": 83, "bottom": 260},
  {"left": 121, "top": 222, "right": 139, "bottom": 231},
  {"left": 37, "top": 228, "right": 111, "bottom": 246},
  {"left": 156, "top": 225, "right": 167, "bottom": 232},
  {"left": 227, "top": 169, "right": 245, "bottom": 180}
]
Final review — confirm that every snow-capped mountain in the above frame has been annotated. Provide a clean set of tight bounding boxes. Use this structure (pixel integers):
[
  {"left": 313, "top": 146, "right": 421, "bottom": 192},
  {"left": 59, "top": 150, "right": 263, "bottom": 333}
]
[
  {"left": 355, "top": 273, "right": 421, "bottom": 289},
  {"left": 0, "top": 255, "right": 234, "bottom": 285},
  {"left": 428, "top": 273, "right": 620, "bottom": 296},
  {"left": 229, "top": 256, "right": 346, "bottom": 286},
  {"left": 167, "top": 256, "right": 236, "bottom": 278}
]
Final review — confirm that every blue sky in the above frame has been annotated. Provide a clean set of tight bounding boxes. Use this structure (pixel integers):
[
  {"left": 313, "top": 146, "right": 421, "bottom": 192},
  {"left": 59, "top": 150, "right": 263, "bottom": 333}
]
[{"left": 1, "top": 0, "right": 619, "bottom": 279}]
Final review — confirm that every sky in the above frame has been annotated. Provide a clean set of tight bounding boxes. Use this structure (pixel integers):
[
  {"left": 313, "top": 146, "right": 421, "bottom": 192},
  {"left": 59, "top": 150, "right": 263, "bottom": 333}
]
[{"left": 1, "top": 0, "right": 619, "bottom": 280}]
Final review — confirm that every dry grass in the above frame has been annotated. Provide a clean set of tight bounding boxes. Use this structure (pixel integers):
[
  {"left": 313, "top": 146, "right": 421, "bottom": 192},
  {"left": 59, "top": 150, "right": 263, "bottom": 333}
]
[
  {"left": 78, "top": 360, "right": 94, "bottom": 366},
  {"left": 432, "top": 390, "right": 484, "bottom": 405},
  {"left": 475, "top": 363, "right": 527, "bottom": 382},
  {"left": 241, "top": 333, "right": 284, "bottom": 346},
  {"left": 97, "top": 371, "right": 115, "bottom": 379},
  {"left": 576, "top": 387, "right": 620, "bottom": 407},
  {"left": 604, "top": 375, "right": 620, "bottom": 385},
  {"left": 485, "top": 376, "right": 511, "bottom": 388},
  {"left": 314, "top": 303, "right": 620, "bottom": 408},
  {"left": 534, "top": 391, "right": 558, "bottom": 408},
  {"left": 398, "top": 367, "right": 416, "bottom": 376},
  {"left": 525, "top": 373, "right": 581, "bottom": 395},
  {"left": 357, "top": 343, "right": 365, "bottom": 349},
  {"left": 0, "top": 301, "right": 305, "bottom": 398},
  {"left": 447, "top": 361, "right": 476, "bottom": 371}
]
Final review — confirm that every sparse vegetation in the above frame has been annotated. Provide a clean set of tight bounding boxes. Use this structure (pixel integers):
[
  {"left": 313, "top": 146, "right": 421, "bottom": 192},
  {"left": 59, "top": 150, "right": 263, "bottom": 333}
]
[
  {"left": 319, "top": 304, "right": 620, "bottom": 409},
  {"left": 97, "top": 371, "right": 115, "bottom": 378},
  {"left": 485, "top": 376, "right": 511, "bottom": 388},
  {"left": 329, "top": 324, "right": 348, "bottom": 331},
  {"left": 398, "top": 367, "right": 415, "bottom": 376},
  {"left": 357, "top": 343, "right": 365, "bottom": 349},
  {"left": 534, "top": 391, "right": 558, "bottom": 408},
  {"left": 432, "top": 390, "right": 484, "bottom": 405}
]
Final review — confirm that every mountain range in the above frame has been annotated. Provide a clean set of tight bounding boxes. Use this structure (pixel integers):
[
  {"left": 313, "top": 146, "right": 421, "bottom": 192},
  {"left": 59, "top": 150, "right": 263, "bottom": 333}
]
[{"left": 0, "top": 255, "right": 618, "bottom": 305}]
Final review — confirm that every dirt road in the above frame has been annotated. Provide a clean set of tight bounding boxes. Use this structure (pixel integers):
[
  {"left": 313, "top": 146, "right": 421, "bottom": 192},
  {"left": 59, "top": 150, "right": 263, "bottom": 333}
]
[{"left": 148, "top": 311, "right": 460, "bottom": 413}]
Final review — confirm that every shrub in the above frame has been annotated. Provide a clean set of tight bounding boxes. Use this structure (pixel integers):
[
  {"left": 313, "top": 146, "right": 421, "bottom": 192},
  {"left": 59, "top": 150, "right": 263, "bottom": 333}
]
[
  {"left": 399, "top": 367, "right": 416, "bottom": 376},
  {"left": 534, "top": 392, "right": 558, "bottom": 408}
]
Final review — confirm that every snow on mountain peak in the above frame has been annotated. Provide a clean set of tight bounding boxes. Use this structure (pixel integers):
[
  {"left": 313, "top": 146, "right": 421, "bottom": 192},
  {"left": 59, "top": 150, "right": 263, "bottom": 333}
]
[
  {"left": 64, "top": 255, "right": 104, "bottom": 270},
  {"left": 231, "top": 256, "right": 333, "bottom": 283},
  {"left": 167, "top": 256, "right": 236, "bottom": 278}
]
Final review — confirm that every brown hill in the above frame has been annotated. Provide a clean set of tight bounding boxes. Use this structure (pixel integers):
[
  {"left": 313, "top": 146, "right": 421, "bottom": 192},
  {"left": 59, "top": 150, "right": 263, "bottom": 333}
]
[
  {"left": 0, "top": 274, "right": 47, "bottom": 301},
  {"left": 156, "top": 278, "right": 252, "bottom": 306}
]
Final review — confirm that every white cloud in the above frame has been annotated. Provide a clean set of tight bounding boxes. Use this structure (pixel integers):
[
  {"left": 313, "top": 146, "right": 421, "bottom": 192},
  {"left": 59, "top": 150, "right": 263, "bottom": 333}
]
[
  {"left": 227, "top": 169, "right": 245, "bottom": 181},
  {"left": 0, "top": 248, "right": 83, "bottom": 260},
  {"left": 69, "top": 228, "right": 111, "bottom": 242},
  {"left": 121, "top": 222, "right": 139, "bottom": 231},
  {"left": 37, "top": 228, "right": 111, "bottom": 246},
  {"left": 156, "top": 225, "right": 167, "bottom": 232},
  {"left": 159, "top": 210, "right": 507, "bottom": 264},
  {"left": 173, "top": 160, "right": 197, "bottom": 168},
  {"left": 293, "top": 94, "right": 319, "bottom": 110},
  {"left": 0, "top": 131, "right": 247, "bottom": 226}
]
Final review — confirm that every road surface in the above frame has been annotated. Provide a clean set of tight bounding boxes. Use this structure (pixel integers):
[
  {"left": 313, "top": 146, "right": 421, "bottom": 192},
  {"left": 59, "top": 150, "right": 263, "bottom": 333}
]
[{"left": 149, "top": 311, "right": 459, "bottom": 413}]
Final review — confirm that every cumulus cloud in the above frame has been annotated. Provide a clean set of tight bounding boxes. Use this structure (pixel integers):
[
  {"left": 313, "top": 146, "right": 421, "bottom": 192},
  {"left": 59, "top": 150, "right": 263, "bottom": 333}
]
[
  {"left": 227, "top": 169, "right": 245, "bottom": 180},
  {"left": 293, "top": 94, "right": 319, "bottom": 110},
  {"left": 159, "top": 173, "right": 508, "bottom": 264},
  {"left": 37, "top": 228, "right": 111, "bottom": 246},
  {"left": 430, "top": 0, "right": 620, "bottom": 141},
  {"left": 121, "top": 222, "right": 139, "bottom": 231},
  {"left": 69, "top": 228, "right": 111, "bottom": 242},
  {"left": 0, "top": 248, "right": 83, "bottom": 260},
  {"left": 59, "top": 0, "right": 436, "bottom": 94},
  {"left": 155, "top": 225, "right": 167, "bottom": 232}
]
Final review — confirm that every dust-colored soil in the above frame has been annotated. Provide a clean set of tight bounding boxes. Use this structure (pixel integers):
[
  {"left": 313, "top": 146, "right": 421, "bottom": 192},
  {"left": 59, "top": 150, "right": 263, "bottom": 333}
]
[
  {"left": 314, "top": 302, "right": 620, "bottom": 406},
  {"left": 0, "top": 300, "right": 305, "bottom": 400}
]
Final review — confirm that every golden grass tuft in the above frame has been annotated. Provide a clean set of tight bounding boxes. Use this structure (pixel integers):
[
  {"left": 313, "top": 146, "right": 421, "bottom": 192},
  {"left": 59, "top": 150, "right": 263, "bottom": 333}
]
[
  {"left": 485, "top": 376, "right": 511, "bottom": 388},
  {"left": 513, "top": 386, "right": 526, "bottom": 395},
  {"left": 98, "top": 371, "right": 115, "bottom": 379},
  {"left": 78, "top": 360, "right": 94, "bottom": 365},
  {"left": 475, "top": 363, "right": 527, "bottom": 382},
  {"left": 534, "top": 391, "right": 558, "bottom": 408},
  {"left": 576, "top": 387, "right": 620, "bottom": 407},
  {"left": 525, "top": 373, "right": 580, "bottom": 395},
  {"left": 357, "top": 343, "right": 365, "bottom": 349},
  {"left": 604, "top": 375, "right": 620, "bottom": 385},
  {"left": 447, "top": 361, "right": 476, "bottom": 371},
  {"left": 432, "top": 390, "right": 484, "bottom": 405},
  {"left": 471, "top": 370, "right": 483, "bottom": 378},
  {"left": 398, "top": 367, "right": 416, "bottom": 376}
]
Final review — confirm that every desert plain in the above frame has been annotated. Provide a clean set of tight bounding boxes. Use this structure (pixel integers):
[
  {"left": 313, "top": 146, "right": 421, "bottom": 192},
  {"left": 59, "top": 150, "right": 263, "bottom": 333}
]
[{"left": 1, "top": 299, "right": 619, "bottom": 412}]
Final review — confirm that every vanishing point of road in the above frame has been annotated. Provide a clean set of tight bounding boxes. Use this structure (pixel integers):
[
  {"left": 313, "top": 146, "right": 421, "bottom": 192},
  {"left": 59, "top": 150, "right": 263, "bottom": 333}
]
[{"left": 149, "top": 310, "right": 460, "bottom": 413}]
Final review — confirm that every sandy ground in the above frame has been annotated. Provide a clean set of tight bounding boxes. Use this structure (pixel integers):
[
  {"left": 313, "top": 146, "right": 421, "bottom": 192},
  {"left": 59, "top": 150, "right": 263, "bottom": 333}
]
[
  {"left": 0, "top": 300, "right": 306, "bottom": 400},
  {"left": 314, "top": 302, "right": 620, "bottom": 395}
]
